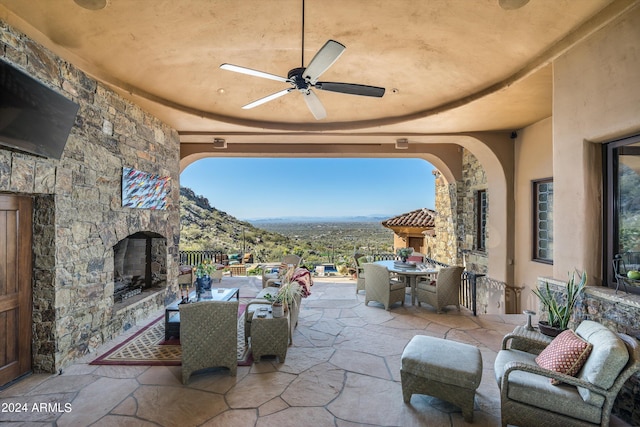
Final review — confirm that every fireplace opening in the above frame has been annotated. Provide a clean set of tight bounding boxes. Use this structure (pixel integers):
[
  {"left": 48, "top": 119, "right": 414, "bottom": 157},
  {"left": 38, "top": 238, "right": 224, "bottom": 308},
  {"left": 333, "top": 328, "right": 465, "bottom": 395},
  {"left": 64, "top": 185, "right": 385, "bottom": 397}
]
[{"left": 113, "top": 231, "right": 167, "bottom": 305}]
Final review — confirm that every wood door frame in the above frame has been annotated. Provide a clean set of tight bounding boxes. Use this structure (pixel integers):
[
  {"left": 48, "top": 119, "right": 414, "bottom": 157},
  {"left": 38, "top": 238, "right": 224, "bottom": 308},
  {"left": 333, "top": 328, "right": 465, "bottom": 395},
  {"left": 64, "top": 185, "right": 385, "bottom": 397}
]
[{"left": 0, "top": 194, "right": 33, "bottom": 388}]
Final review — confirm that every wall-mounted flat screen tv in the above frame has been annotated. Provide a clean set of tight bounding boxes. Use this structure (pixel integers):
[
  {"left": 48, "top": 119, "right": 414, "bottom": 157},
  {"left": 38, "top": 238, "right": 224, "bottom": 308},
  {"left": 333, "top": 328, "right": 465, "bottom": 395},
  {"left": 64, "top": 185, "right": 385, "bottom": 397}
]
[{"left": 0, "top": 59, "right": 80, "bottom": 160}]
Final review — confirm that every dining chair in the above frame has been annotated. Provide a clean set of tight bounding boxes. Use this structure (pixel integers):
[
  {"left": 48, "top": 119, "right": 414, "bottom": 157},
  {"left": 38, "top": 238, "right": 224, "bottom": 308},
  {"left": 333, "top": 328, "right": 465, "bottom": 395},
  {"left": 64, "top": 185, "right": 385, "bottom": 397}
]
[
  {"left": 180, "top": 300, "right": 238, "bottom": 384},
  {"left": 363, "top": 263, "right": 406, "bottom": 310},
  {"left": 416, "top": 266, "right": 464, "bottom": 313},
  {"left": 354, "top": 252, "right": 368, "bottom": 294}
]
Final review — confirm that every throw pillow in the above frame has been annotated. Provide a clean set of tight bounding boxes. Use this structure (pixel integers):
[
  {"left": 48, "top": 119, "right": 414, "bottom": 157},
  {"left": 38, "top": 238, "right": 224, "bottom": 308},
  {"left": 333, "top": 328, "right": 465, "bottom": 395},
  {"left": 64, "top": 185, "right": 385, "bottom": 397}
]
[{"left": 535, "top": 329, "right": 593, "bottom": 385}]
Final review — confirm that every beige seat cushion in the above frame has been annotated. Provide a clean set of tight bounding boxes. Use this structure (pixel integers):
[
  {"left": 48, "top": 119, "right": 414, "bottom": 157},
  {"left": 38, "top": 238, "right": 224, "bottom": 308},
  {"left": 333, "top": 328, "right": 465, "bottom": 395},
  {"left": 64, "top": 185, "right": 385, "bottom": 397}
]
[
  {"left": 575, "top": 320, "right": 629, "bottom": 407},
  {"left": 494, "top": 348, "right": 602, "bottom": 424}
]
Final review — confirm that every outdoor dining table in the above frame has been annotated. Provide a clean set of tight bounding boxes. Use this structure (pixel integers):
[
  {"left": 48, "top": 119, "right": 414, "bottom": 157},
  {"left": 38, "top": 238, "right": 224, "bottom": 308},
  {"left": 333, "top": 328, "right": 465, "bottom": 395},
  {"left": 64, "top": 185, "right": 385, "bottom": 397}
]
[{"left": 373, "top": 260, "right": 438, "bottom": 305}]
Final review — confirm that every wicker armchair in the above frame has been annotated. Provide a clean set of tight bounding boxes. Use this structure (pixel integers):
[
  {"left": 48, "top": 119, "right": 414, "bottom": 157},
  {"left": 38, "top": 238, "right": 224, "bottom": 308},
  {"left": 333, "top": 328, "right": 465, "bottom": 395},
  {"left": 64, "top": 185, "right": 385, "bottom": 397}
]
[
  {"left": 261, "top": 254, "right": 302, "bottom": 288},
  {"left": 363, "top": 263, "right": 405, "bottom": 310},
  {"left": 354, "top": 252, "right": 367, "bottom": 294},
  {"left": 416, "top": 266, "right": 464, "bottom": 313},
  {"left": 180, "top": 300, "right": 238, "bottom": 384},
  {"left": 495, "top": 320, "right": 640, "bottom": 427}
]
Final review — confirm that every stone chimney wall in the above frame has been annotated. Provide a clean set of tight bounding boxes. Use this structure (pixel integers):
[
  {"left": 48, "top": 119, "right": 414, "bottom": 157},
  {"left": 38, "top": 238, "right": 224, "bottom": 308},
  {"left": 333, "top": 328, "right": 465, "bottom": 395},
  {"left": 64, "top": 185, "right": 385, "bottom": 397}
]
[{"left": 0, "top": 20, "right": 180, "bottom": 371}]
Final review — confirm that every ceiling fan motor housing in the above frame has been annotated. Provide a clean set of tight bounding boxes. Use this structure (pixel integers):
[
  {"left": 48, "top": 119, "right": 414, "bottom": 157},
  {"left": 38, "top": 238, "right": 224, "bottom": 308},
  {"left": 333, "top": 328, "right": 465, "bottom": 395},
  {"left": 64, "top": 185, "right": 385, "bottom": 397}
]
[{"left": 288, "top": 67, "right": 309, "bottom": 91}]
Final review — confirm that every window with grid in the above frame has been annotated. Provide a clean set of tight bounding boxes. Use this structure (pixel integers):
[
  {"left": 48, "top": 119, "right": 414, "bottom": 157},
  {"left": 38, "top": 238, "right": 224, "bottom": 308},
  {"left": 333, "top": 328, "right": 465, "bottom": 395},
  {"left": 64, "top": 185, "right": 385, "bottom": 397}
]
[
  {"left": 533, "top": 179, "right": 553, "bottom": 263},
  {"left": 476, "top": 190, "right": 487, "bottom": 251}
]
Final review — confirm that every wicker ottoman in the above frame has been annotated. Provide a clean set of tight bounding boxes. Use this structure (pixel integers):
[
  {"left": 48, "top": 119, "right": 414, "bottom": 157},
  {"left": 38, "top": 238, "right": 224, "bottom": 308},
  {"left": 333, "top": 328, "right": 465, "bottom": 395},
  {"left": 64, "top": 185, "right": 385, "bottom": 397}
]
[
  {"left": 251, "top": 312, "right": 288, "bottom": 362},
  {"left": 401, "top": 335, "right": 482, "bottom": 422}
]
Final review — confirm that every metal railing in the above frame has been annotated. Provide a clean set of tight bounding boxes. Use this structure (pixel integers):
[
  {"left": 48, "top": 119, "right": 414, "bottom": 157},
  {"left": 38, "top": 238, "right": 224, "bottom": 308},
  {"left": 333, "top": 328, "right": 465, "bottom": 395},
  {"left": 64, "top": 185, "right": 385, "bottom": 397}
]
[
  {"left": 179, "top": 250, "right": 224, "bottom": 266},
  {"left": 421, "top": 257, "right": 483, "bottom": 316}
]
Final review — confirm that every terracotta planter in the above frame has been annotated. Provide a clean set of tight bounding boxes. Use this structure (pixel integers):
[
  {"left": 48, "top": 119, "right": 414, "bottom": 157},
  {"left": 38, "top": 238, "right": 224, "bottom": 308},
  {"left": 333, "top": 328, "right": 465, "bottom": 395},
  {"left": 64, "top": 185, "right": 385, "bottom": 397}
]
[{"left": 538, "top": 321, "right": 565, "bottom": 337}]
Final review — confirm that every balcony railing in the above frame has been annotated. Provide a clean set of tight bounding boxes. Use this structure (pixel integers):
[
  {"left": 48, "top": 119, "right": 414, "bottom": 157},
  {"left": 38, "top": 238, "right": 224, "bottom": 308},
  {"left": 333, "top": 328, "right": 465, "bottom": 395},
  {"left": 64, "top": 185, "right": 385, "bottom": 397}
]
[{"left": 179, "top": 250, "right": 224, "bottom": 266}]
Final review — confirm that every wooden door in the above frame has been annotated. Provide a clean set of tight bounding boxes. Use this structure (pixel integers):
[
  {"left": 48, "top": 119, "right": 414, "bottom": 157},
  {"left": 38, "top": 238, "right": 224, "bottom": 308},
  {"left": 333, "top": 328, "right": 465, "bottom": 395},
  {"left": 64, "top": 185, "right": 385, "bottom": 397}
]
[
  {"left": 408, "top": 237, "right": 423, "bottom": 254},
  {"left": 0, "top": 194, "right": 32, "bottom": 388}
]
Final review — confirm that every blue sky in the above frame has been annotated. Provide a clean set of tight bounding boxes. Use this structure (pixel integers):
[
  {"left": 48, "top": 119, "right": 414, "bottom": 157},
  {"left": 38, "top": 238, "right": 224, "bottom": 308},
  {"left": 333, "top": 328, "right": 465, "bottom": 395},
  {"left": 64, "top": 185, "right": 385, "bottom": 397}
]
[{"left": 180, "top": 158, "right": 436, "bottom": 220}]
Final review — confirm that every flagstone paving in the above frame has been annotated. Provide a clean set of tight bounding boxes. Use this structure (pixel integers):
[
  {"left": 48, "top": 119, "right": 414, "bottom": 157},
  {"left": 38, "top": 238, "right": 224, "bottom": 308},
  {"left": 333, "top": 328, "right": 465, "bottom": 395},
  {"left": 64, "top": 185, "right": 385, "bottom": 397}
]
[{"left": 0, "top": 276, "right": 631, "bottom": 426}]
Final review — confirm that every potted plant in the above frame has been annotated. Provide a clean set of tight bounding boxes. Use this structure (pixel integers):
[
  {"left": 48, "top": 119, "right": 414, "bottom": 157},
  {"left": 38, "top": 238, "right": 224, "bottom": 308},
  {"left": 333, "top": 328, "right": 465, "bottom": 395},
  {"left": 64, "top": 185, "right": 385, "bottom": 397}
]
[
  {"left": 262, "top": 269, "right": 303, "bottom": 317},
  {"left": 532, "top": 270, "right": 587, "bottom": 336},
  {"left": 396, "top": 247, "right": 414, "bottom": 263},
  {"left": 194, "top": 259, "right": 216, "bottom": 292}
]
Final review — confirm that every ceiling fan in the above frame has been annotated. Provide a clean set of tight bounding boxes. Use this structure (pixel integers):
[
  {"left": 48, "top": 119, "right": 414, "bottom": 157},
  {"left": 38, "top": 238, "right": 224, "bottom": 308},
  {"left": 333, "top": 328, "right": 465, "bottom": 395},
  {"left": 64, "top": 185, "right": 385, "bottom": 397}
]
[{"left": 219, "top": 2, "right": 385, "bottom": 120}]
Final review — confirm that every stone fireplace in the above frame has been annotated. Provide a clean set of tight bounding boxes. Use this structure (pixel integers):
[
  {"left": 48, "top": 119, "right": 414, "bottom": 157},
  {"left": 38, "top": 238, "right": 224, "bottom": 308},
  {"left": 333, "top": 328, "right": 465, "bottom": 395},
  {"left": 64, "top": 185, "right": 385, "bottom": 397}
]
[
  {"left": 0, "top": 21, "right": 181, "bottom": 373},
  {"left": 113, "top": 232, "right": 167, "bottom": 304}
]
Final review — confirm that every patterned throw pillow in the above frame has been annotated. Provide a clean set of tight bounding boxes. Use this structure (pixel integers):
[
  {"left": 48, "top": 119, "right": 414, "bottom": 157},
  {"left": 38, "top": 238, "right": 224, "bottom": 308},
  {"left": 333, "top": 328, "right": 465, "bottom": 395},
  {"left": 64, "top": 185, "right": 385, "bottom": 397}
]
[{"left": 535, "top": 329, "right": 593, "bottom": 385}]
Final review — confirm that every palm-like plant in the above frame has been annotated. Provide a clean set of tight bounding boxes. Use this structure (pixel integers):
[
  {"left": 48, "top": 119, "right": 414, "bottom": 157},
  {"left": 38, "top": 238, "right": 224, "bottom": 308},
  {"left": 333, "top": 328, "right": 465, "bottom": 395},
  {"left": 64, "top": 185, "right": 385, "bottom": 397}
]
[{"left": 533, "top": 271, "right": 587, "bottom": 330}]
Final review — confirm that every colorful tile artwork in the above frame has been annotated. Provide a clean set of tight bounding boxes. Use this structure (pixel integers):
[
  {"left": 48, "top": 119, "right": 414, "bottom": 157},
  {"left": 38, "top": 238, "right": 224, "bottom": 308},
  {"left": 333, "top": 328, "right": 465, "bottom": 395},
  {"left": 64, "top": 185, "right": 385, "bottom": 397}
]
[{"left": 122, "top": 167, "right": 171, "bottom": 210}]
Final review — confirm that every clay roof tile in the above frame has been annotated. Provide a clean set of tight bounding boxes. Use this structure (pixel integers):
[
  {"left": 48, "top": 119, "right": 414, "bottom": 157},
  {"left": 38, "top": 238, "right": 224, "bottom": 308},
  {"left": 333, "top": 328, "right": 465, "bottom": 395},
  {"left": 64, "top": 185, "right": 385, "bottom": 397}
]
[{"left": 381, "top": 208, "right": 436, "bottom": 228}]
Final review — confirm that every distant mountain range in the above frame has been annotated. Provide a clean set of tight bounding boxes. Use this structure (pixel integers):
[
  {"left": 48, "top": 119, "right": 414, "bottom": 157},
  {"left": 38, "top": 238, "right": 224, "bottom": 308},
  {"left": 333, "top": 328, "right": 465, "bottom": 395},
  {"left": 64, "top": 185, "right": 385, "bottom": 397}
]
[{"left": 246, "top": 215, "right": 389, "bottom": 224}]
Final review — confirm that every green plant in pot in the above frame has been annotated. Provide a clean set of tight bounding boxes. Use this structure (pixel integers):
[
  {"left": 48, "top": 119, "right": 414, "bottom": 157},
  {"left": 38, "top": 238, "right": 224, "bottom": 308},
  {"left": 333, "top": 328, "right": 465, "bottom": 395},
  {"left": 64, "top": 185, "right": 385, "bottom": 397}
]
[
  {"left": 194, "top": 259, "right": 216, "bottom": 292},
  {"left": 532, "top": 270, "right": 587, "bottom": 336},
  {"left": 263, "top": 268, "right": 303, "bottom": 317}
]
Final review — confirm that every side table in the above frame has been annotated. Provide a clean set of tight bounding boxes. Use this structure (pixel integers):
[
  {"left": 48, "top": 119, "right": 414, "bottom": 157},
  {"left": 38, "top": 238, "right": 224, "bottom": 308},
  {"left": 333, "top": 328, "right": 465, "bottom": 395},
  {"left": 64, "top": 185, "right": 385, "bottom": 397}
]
[
  {"left": 507, "top": 325, "right": 553, "bottom": 354},
  {"left": 251, "top": 310, "right": 289, "bottom": 362}
]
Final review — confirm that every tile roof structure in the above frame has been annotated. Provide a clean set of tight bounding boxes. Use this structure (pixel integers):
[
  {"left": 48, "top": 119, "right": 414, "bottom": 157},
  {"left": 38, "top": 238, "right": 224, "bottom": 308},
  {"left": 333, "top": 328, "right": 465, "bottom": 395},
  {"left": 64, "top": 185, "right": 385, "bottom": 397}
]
[{"left": 381, "top": 208, "right": 436, "bottom": 229}]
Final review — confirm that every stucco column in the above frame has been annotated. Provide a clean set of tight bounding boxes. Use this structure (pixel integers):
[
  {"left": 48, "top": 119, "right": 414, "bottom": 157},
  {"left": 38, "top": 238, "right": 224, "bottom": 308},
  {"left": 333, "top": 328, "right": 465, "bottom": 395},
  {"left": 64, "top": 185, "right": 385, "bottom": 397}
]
[{"left": 553, "top": 6, "right": 640, "bottom": 285}]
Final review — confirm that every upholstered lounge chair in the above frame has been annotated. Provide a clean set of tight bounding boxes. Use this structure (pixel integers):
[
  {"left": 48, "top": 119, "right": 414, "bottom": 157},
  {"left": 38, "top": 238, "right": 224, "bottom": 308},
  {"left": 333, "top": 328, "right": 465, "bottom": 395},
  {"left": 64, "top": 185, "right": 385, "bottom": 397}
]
[
  {"left": 494, "top": 320, "right": 640, "bottom": 427},
  {"left": 180, "top": 300, "right": 238, "bottom": 384},
  {"left": 261, "top": 254, "right": 302, "bottom": 288},
  {"left": 416, "top": 265, "right": 464, "bottom": 313},
  {"left": 363, "top": 263, "right": 405, "bottom": 310}
]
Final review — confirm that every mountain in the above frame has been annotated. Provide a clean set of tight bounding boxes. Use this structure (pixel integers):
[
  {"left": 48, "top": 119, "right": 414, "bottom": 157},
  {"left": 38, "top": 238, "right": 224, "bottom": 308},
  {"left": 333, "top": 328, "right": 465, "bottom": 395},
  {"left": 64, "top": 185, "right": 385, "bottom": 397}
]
[
  {"left": 179, "top": 186, "right": 394, "bottom": 264},
  {"left": 248, "top": 215, "right": 389, "bottom": 224},
  {"left": 179, "top": 187, "right": 291, "bottom": 254}
]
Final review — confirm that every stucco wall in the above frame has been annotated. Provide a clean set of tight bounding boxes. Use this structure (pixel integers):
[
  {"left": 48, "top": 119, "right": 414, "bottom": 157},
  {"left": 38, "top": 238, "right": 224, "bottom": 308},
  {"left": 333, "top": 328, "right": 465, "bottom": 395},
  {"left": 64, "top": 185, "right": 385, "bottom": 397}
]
[
  {"left": 553, "top": 6, "right": 640, "bottom": 284},
  {"left": 515, "top": 118, "right": 554, "bottom": 311},
  {"left": 0, "top": 20, "right": 181, "bottom": 371}
]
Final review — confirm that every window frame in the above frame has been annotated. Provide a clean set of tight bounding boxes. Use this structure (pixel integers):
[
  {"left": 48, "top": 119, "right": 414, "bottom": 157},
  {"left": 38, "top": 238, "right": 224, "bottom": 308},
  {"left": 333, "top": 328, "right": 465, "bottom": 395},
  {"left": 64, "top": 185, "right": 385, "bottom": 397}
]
[
  {"left": 532, "top": 178, "right": 553, "bottom": 264},
  {"left": 603, "top": 133, "right": 640, "bottom": 292},
  {"left": 476, "top": 189, "right": 487, "bottom": 252}
]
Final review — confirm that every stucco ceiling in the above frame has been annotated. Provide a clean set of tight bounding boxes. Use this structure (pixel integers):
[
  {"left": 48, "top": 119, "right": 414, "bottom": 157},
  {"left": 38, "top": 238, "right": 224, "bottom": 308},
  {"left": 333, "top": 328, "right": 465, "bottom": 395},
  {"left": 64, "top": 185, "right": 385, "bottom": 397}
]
[{"left": 0, "top": 0, "right": 631, "bottom": 151}]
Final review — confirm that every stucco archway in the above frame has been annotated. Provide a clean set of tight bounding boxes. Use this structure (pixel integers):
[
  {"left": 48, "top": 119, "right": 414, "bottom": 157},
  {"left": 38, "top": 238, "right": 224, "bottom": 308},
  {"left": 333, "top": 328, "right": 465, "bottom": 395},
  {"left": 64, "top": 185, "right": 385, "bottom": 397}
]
[{"left": 179, "top": 131, "right": 514, "bottom": 289}]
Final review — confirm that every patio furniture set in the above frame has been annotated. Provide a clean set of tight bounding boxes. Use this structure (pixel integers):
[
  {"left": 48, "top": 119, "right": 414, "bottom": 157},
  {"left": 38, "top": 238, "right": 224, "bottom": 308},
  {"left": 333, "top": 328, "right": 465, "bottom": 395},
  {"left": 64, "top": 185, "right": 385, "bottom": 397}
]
[
  {"left": 176, "top": 255, "right": 640, "bottom": 424},
  {"left": 402, "top": 318, "right": 640, "bottom": 424},
  {"left": 355, "top": 253, "right": 463, "bottom": 313}
]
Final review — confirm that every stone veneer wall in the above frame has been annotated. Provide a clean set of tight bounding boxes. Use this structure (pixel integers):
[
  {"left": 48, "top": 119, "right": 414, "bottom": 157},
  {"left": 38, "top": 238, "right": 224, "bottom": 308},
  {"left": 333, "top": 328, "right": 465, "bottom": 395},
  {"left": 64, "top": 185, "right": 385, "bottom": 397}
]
[
  {"left": 433, "top": 149, "right": 508, "bottom": 313},
  {"left": 538, "top": 278, "right": 640, "bottom": 425},
  {"left": 0, "top": 20, "right": 181, "bottom": 371},
  {"left": 430, "top": 170, "right": 458, "bottom": 265}
]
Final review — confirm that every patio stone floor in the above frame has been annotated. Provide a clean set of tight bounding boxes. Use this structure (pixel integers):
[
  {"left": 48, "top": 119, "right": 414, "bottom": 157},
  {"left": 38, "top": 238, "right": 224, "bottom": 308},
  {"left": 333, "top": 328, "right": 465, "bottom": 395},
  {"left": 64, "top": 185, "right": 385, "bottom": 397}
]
[{"left": 0, "top": 276, "right": 631, "bottom": 426}]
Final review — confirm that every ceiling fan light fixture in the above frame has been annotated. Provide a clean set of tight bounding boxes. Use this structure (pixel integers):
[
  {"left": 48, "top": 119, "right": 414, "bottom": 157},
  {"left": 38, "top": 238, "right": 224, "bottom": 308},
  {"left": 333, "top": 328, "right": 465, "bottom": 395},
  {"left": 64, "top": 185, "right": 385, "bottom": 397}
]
[
  {"left": 395, "top": 138, "right": 409, "bottom": 149},
  {"left": 212, "top": 138, "right": 227, "bottom": 149},
  {"left": 74, "top": 0, "right": 108, "bottom": 10},
  {"left": 498, "top": 0, "right": 529, "bottom": 10}
]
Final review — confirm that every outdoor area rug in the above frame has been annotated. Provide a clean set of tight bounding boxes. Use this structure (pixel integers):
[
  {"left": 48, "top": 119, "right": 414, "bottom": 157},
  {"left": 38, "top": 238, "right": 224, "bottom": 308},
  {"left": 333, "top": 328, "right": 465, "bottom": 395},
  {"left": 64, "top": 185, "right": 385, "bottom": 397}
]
[{"left": 90, "top": 302, "right": 252, "bottom": 366}]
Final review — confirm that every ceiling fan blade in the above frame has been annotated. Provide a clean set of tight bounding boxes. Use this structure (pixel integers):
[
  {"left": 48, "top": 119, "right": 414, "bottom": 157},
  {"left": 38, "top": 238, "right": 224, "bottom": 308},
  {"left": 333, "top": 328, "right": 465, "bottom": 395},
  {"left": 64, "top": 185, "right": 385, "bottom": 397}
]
[
  {"left": 242, "top": 88, "right": 293, "bottom": 109},
  {"left": 315, "top": 82, "right": 385, "bottom": 97},
  {"left": 302, "top": 40, "right": 345, "bottom": 83},
  {"left": 303, "top": 89, "right": 327, "bottom": 120},
  {"left": 220, "top": 63, "right": 289, "bottom": 83}
]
